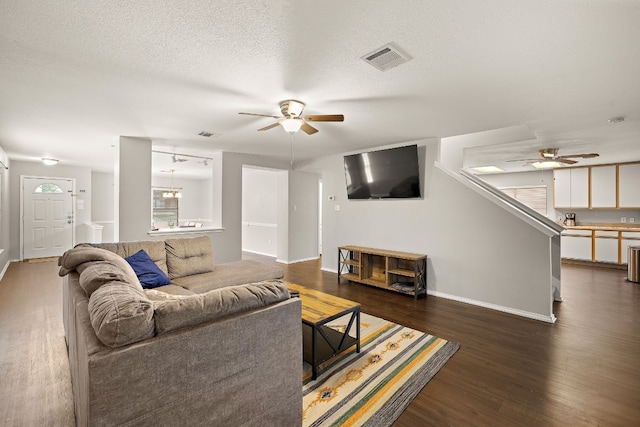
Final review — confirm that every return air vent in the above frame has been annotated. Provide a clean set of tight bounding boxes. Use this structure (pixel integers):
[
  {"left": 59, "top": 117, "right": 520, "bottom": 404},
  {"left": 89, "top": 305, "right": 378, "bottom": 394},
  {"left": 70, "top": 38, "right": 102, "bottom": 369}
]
[
  {"left": 198, "top": 131, "right": 219, "bottom": 138},
  {"left": 361, "top": 42, "right": 413, "bottom": 72}
]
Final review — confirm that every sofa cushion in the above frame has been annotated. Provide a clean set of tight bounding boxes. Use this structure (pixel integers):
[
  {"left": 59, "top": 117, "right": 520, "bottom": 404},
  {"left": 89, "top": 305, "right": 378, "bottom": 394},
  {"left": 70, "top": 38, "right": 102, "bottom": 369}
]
[
  {"left": 164, "top": 236, "right": 215, "bottom": 280},
  {"left": 153, "top": 280, "right": 290, "bottom": 334},
  {"left": 93, "top": 241, "right": 168, "bottom": 276},
  {"left": 171, "top": 260, "right": 285, "bottom": 293},
  {"left": 144, "top": 285, "right": 196, "bottom": 300},
  {"left": 88, "top": 281, "right": 155, "bottom": 348},
  {"left": 125, "top": 250, "right": 171, "bottom": 289},
  {"left": 79, "top": 262, "right": 138, "bottom": 297}
]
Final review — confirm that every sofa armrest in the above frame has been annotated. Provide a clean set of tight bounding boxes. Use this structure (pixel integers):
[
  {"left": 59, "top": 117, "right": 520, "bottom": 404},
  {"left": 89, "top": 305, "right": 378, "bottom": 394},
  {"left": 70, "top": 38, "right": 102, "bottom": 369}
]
[{"left": 76, "top": 297, "right": 302, "bottom": 426}]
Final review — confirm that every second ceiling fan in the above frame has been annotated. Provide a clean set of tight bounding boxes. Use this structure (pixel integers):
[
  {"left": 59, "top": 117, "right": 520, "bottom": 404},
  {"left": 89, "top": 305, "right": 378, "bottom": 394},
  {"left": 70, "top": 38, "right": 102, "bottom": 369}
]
[
  {"left": 509, "top": 148, "right": 600, "bottom": 165},
  {"left": 239, "top": 100, "right": 344, "bottom": 135}
]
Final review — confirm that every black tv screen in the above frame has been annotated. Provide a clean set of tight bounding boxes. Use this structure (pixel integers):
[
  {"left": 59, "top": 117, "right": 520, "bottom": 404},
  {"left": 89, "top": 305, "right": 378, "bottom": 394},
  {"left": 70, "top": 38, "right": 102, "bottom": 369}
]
[{"left": 344, "top": 144, "right": 421, "bottom": 200}]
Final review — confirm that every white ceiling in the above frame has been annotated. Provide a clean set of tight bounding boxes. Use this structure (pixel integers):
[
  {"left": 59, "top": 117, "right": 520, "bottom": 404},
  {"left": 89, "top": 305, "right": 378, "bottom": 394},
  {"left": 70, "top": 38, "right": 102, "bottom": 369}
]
[{"left": 2, "top": 1, "right": 640, "bottom": 178}]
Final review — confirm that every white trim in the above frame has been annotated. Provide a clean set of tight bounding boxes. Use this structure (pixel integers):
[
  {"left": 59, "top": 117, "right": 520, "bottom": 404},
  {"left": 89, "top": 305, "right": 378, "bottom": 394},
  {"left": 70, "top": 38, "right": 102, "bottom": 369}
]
[
  {"left": 277, "top": 256, "right": 320, "bottom": 265},
  {"left": 0, "top": 259, "right": 10, "bottom": 282},
  {"left": 91, "top": 220, "right": 115, "bottom": 224},
  {"left": 427, "top": 290, "right": 556, "bottom": 323},
  {"left": 147, "top": 226, "right": 224, "bottom": 236},
  {"left": 322, "top": 267, "right": 339, "bottom": 274},
  {"left": 242, "top": 221, "right": 277, "bottom": 228},
  {"left": 242, "top": 249, "right": 277, "bottom": 258}
]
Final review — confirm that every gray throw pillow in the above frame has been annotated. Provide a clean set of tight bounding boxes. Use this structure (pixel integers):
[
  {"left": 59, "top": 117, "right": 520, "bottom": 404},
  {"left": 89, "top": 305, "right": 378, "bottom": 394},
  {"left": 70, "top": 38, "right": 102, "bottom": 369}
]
[{"left": 88, "top": 281, "right": 155, "bottom": 348}]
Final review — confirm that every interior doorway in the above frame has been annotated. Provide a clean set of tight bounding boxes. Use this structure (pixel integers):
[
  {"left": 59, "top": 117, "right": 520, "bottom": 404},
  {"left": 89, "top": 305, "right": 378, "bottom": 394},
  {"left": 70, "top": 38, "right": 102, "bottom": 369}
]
[{"left": 21, "top": 176, "right": 75, "bottom": 259}]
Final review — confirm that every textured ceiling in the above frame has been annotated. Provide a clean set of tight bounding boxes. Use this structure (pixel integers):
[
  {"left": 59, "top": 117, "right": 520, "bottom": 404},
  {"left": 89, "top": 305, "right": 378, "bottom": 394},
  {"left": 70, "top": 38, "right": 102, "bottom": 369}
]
[{"left": 1, "top": 0, "right": 640, "bottom": 177}]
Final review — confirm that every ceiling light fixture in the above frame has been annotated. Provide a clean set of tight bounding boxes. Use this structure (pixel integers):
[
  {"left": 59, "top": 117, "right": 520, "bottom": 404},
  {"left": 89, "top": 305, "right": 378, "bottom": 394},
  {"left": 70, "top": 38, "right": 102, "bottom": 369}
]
[
  {"left": 162, "top": 170, "right": 182, "bottom": 198},
  {"left": 608, "top": 116, "right": 625, "bottom": 124},
  {"left": 531, "top": 161, "right": 563, "bottom": 169},
  {"left": 280, "top": 118, "right": 303, "bottom": 133},
  {"left": 42, "top": 157, "right": 59, "bottom": 166}
]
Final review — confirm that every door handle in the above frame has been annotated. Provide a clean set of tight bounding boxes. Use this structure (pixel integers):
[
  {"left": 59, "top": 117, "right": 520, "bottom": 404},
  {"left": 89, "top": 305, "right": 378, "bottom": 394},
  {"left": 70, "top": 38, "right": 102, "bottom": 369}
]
[{"left": 67, "top": 220, "right": 72, "bottom": 224}]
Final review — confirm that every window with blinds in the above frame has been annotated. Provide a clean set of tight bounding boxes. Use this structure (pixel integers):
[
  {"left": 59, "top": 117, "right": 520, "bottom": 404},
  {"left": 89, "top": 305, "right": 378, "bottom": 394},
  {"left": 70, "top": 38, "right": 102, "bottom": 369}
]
[{"left": 499, "top": 186, "right": 547, "bottom": 215}]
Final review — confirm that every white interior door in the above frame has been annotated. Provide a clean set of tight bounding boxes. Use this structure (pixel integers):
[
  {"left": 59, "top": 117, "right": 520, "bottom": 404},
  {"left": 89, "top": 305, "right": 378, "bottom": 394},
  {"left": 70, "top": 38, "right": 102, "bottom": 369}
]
[{"left": 22, "top": 177, "right": 74, "bottom": 259}]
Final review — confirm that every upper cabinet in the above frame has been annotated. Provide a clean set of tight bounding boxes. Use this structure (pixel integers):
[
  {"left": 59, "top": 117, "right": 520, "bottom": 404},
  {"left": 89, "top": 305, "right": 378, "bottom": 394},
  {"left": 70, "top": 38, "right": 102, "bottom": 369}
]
[
  {"left": 554, "top": 167, "right": 589, "bottom": 208},
  {"left": 554, "top": 161, "right": 640, "bottom": 209},
  {"left": 619, "top": 163, "right": 640, "bottom": 208},
  {"left": 590, "top": 165, "right": 617, "bottom": 208}
]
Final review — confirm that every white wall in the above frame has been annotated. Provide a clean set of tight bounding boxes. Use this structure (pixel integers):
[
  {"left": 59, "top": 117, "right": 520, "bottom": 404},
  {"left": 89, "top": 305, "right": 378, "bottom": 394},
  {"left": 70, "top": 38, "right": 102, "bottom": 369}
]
[
  {"left": 287, "top": 170, "right": 320, "bottom": 263},
  {"left": 117, "top": 137, "right": 152, "bottom": 241},
  {"left": 0, "top": 147, "right": 10, "bottom": 275},
  {"left": 300, "top": 138, "right": 556, "bottom": 321},
  {"left": 242, "top": 167, "right": 278, "bottom": 257},
  {"left": 91, "top": 171, "right": 115, "bottom": 242},
  {"left": 8, "top": 160, "right": 92, "bottom": 260}
]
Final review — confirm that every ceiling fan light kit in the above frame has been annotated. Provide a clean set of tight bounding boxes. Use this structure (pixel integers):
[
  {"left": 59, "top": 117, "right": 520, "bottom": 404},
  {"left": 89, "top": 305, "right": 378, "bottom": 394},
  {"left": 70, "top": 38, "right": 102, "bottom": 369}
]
[
  {"left": 505, "top": 148, "right": 600, "bottom": 169},
  {"left": 280, "top": 118, "right": 303, "bottom": 133}
]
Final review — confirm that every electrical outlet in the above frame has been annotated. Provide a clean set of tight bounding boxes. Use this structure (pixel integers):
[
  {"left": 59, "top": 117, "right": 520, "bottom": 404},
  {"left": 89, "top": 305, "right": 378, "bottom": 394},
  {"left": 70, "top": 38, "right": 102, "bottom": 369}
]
[
  {"left": 630, "top": 218, "right": 635, "bottom": 223},
  {"left": 621, "top": 217, "right": 627, "bottom": 223}
]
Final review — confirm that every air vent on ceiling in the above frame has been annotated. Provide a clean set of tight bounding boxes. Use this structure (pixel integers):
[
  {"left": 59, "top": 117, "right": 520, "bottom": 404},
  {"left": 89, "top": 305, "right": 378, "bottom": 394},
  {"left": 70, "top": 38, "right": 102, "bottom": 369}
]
[
  {"left": 198, "top": 131, "right": 219, "bottom": 138},
  {"left": 361, "top": 42, "right": 413, "bottom": 72}
]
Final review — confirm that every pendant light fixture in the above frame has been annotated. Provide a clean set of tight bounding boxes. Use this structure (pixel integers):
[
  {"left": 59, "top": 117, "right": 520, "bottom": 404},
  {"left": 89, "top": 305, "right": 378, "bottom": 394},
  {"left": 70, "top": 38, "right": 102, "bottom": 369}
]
[{"left": 162, "top": 169, "right": 182, "bottom": 198}]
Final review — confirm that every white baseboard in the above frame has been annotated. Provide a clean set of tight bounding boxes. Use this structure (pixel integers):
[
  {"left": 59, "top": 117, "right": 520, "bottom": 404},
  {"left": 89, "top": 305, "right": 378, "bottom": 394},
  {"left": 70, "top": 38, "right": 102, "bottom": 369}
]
[
  {"left": 242, "top": 249, "right": 277, "bottom": 258},
  {"left": 277, "top": 256, "right": 320, "bottom": 265},
  {"left": 0, "top": 260, "right": 11, "bottom": 282},
  {"left": 321, "top": 267, "right": 338, "bottom": 274},
  {"left": 427, "top": 290, "right": 557, "bottom": 323}
]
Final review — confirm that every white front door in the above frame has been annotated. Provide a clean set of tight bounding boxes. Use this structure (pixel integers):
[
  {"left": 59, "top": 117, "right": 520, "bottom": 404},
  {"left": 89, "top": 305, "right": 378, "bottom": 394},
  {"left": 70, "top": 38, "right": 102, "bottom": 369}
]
[{"left": 22, "top": 177, "right": 75, "bottom": 259}]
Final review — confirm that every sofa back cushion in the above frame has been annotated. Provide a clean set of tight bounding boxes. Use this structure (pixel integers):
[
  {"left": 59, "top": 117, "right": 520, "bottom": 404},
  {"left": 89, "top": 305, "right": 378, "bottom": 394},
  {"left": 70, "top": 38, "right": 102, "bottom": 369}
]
[
  {"left": 88, "top": 281, "right": 155, "bottom": 348},
  {"left": 93, "top": 241, "right": 168, "bottom": 276},
  {"left": 165, "top": 236, "right": 215, "bottom": 280},
  {"left": 152, "top": 280, "right": 290, "bottom": 334}
]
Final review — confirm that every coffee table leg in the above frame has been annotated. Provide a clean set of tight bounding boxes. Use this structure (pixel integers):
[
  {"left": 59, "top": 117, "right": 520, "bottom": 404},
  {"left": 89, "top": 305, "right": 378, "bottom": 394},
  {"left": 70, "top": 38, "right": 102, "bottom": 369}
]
[
  {"left": 356, "top": 310, "right": 360, "bottom": 353},
  {"left": 312, "top": 325, "right": 318, "bottom": 380}
]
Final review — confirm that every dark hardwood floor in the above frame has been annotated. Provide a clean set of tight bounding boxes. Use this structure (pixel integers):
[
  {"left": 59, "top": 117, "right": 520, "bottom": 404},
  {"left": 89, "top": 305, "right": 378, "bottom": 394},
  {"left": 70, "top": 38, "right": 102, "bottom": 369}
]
[{"left": 1, "top": 255, "right": 639, "bottom": 426}]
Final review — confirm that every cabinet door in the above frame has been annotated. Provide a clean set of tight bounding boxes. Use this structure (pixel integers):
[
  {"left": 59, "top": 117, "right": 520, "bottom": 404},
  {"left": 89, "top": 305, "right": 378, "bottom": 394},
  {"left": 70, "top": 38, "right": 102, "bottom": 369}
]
[
  {"left": 570, "top": 167, "right": 589, "bottom": 208},
  {"left": 621, "top": 237, "right": 640, "bottom": 263},
  {"left": 619, "top": 163, "right": 640, "bottom": 208},
  {"left": 561, "top": 235, "right": 592, "bottom": 260},
  {"left": 594, "top": 238, "right": 619, "bottom": 263},
  {"left": 590, "top": 165, "right": 617, "bottom": 208},
  {"left": 554, "top": 169, "right": 571, "bottom": 208}
]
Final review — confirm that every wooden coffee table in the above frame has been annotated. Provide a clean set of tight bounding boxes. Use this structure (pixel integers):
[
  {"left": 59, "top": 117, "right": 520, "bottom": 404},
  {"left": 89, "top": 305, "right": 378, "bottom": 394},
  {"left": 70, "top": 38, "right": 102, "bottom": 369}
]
[{"left": 287, "top": 282, "right": 361, "bottom": 380}]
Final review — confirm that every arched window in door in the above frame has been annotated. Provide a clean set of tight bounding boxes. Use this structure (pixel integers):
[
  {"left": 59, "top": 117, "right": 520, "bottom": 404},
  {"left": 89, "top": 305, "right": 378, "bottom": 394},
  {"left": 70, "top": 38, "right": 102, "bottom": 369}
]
[{"left": 34, "top": 183, "right": 64, "bottom": 193}]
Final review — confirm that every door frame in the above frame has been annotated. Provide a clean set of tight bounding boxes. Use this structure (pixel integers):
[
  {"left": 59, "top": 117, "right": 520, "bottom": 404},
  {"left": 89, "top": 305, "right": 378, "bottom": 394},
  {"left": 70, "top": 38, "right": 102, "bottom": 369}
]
[{"left": 20, "top": 175, "right": 76, "bottom": 260}]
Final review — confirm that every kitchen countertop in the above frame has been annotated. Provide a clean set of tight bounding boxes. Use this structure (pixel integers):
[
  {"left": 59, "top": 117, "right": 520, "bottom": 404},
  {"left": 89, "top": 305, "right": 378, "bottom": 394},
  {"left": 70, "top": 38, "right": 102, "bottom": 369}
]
[{"left": 562, "top": 223, "right": 640, "bottom": 232}]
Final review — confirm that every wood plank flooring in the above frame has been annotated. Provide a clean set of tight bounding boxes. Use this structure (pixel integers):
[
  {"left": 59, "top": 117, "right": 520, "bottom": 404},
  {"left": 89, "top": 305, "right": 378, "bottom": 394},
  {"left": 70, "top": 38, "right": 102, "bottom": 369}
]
[{"left": 1, "top": 256, "right": 639, "bottom": 426}]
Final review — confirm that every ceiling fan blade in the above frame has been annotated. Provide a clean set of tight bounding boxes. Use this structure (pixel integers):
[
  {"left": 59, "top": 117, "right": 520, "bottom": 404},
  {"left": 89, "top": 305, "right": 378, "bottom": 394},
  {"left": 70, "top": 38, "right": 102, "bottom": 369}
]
[
  {"left": 257, "top": 122, "right": 280, "bottom": 131},
  {"left": 557, "top": 153, "right": 600, "bottom": 159},
  {"left": 304, "top": 114, "right": 344, "bottom": 122},
  {"left": 557, "top": 158, "right": 578, "bottom": 164},
  {"left": 300, "top": 121, "right": 318, "bottom": 135},
  {"left": 505, "top": 158, "right": 539, "bottom": 162},
  {"left": 239, "top": 112, "right": 282, "bottom": 119}
]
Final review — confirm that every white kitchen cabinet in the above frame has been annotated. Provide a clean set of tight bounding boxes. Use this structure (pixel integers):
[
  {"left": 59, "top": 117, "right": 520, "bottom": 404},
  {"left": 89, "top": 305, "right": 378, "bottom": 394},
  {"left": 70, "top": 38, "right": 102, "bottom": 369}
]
[
  {"left": 561, "top": 232, "right": 592, "bottom": 260},
  {"left": 590, "top": 165, "right": 617, "bottom": 208},
  {"left": 554, "top": 167, "right": 589, "bottom": 208},
  {"left": 619, "top": 163, "right": 640, "bottom": 208},
  {"left": 594, "top": 231, "right": 619, "bottom": 263}
]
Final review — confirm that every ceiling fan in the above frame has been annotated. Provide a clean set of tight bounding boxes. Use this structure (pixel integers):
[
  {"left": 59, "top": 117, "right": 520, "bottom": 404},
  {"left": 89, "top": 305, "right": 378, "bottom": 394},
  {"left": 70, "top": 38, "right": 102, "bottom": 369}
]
[
  {"left": 238, "top": 100, "right": 344, "bottom": 135},
  {"left": 508, "top": 148, "right": 600, "bottom": 166}
]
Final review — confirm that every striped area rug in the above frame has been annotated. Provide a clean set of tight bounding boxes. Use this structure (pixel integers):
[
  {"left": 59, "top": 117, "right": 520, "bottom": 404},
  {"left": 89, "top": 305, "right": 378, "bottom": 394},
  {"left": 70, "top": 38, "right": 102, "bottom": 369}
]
[{"left": 302, "top": 313, "right": 459, "bottom": 427}]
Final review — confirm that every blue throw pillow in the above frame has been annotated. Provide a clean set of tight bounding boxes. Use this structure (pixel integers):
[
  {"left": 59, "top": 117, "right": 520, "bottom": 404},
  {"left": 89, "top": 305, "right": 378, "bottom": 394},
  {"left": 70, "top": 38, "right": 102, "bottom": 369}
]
[{"left": 125, "top": 250, "right": 171, "bottom": 289}]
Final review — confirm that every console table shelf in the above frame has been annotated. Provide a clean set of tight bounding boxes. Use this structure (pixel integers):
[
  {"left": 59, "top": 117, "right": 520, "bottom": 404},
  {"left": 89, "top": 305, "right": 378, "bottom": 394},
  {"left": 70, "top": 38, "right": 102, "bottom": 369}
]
[{"left": 338, "top": 246, "right": 427, "bottom": 299}]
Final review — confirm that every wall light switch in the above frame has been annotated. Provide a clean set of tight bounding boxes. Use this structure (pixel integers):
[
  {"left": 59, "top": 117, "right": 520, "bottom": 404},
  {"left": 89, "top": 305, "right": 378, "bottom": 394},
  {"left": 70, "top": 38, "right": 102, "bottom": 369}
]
[
  {"left": 621, "top": 217, "right": 627, "bottom": 223},
  {"left": 631, "top": 218, "right": 635, "bottom": 223},
  {"left": 334, "top": 204, "right": 341, "bottom": 212}
]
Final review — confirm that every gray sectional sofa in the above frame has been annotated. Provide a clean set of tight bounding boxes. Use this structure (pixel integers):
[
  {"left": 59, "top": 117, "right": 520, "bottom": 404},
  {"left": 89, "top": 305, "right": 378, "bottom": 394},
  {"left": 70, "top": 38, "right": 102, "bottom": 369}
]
[{"left": 59, "top": 236, "right": 302, "bottom": 427}]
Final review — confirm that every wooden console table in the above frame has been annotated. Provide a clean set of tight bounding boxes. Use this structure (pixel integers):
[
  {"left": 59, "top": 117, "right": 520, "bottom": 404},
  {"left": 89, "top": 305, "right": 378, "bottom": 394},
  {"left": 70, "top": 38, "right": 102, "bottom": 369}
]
[{"left": 338, "top": 246, "right": 427, "bottom": 299}]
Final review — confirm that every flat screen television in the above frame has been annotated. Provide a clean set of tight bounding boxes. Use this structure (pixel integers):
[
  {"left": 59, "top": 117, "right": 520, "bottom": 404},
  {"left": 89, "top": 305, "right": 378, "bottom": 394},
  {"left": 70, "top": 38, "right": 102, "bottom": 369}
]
[{"left": 344, "top": 144, "right": 421, "bottom": 200}]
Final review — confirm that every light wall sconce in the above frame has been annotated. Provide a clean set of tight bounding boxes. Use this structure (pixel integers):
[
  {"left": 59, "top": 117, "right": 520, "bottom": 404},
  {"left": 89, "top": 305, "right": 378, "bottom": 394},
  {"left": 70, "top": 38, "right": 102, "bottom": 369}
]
[{"left": 42, "top": 157, "right": 59, "bottom": 166}]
